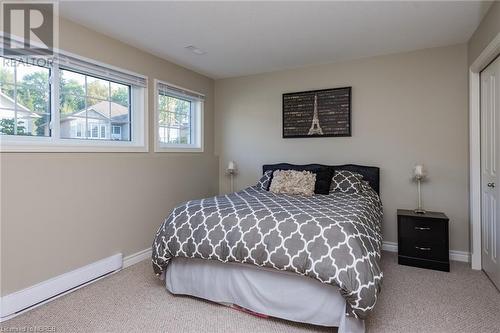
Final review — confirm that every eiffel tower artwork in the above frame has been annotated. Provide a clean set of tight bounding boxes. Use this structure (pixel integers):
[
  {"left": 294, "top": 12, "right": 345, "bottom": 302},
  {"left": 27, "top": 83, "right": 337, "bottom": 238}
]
[
  {"left": 308, "top": 94, "right": 323, "bottom": 135},
  {"left": 282, "top": 87, "right": 351, "bottom": 138}
]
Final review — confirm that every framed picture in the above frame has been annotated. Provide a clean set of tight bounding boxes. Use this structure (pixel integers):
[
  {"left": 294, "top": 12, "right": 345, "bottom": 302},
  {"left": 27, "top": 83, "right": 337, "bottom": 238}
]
[{"left": 282, "top": 87, "right": 351, "bottom": 138}]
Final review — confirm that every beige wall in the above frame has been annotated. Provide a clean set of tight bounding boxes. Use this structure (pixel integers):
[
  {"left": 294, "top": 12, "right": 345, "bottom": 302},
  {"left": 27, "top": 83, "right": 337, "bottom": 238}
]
[
  {"left": 215, "top": 44, "right": 469, "bottom": 252},
  {"left": 468, "top": 1, "right": 500, "bottom": 65},
  {"left": 0, "top": 18, "right": 218, "bottom": 296}
]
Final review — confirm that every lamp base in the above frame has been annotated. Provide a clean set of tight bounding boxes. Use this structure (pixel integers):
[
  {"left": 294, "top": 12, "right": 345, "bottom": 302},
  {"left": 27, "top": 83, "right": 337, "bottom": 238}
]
[{"left": 414, "top": 208, "right": 426, "bottom": 214}]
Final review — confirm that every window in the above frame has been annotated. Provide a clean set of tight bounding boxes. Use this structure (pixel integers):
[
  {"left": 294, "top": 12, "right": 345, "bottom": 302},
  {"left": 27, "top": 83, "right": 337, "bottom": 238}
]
[
  {"left": 59, "top": 69, "right": 130, "bottom": 142},
  {"left": 0, "top": 60, "right": 51, "bottom": 137},
  {"left": 0, "top": 49, "right": 147, "bottom": 152},
  {"left": 155, "top": 80, "right": 203, "bottom": 152}
]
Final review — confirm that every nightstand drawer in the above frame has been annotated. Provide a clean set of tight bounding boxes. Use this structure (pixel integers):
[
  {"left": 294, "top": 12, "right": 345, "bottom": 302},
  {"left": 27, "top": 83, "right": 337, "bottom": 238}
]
[
  {"left": 397, "top": 209, "right": 449, "bottom": 272},
  {"left": 398, "top": 216, "right": 446, "bottom": 241},
  {"left": 398, "top": 239, "right": 448, "bottom": 261}
]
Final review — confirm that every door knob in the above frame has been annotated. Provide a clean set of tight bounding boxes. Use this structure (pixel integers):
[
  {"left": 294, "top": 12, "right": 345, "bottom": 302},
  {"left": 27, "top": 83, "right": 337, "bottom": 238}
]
[{"left": 487, "top": 182, "right": 496, "bottom": 188}]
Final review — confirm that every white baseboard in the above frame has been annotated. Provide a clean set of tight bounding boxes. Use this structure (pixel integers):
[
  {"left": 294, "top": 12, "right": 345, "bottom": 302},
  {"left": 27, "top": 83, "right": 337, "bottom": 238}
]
[
  {"left": 382, "top": 241, "right": 470, "bottom": 263},
  {"left": 0, "top": 248, "right": 152, "bottom": 322},
  {"left": 0, "top": 253, "right": 123, "bottom": 322},
  {"left": 123, "top": 248, "right": 152, "bottom": 268}
]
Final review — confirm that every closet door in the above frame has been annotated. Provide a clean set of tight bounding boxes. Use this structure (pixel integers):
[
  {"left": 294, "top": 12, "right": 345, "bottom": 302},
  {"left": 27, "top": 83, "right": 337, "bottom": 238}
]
[{"left": 481, "top": 55, "right": 500, "bottom": 289}]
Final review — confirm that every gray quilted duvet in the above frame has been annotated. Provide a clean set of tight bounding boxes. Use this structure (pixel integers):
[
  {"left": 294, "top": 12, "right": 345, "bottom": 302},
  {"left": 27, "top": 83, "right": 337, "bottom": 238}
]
[{"left": 152, "top": 185, "right": 383, "bottom": 319}]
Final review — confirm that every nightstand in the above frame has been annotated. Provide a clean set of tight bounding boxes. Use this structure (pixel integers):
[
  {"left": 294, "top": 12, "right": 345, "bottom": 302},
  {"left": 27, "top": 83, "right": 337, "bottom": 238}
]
[{"left": 397, "top": 209, "right": 449, "bottom": 272}]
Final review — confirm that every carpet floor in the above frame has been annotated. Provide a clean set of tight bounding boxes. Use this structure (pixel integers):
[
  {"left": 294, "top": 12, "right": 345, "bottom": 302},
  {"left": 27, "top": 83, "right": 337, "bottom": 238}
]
[{"left": 2, "top": 252, "right": 499, "bottom": 333}]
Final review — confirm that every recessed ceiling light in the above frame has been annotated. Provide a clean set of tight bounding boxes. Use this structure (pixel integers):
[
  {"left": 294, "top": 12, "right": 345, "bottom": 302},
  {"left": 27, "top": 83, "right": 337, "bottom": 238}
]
[{"left": 185, "top": 45, "right": 206, "bottom": 55}]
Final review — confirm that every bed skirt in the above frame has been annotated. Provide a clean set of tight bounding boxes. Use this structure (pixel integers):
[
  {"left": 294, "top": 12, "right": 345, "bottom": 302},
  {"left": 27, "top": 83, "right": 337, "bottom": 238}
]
[{"left": 165, "top": 257, "right": 365, "bottom": 333}]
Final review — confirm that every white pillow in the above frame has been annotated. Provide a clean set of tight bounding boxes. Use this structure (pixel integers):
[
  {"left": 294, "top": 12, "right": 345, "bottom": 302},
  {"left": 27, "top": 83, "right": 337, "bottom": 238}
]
[{"left": 269, "top": 170, "right": 316, "bottom": 196}]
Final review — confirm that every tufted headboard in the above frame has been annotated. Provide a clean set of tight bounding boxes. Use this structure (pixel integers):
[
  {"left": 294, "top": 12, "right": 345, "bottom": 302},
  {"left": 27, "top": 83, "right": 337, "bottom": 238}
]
[{"left": 262, "top": 163, "right": 380, "bottom": 195}]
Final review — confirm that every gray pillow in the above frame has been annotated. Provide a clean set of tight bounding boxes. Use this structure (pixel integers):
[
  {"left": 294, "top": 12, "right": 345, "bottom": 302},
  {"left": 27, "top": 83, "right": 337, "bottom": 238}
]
[
  {"left": 330, "top": 170, "right": 364, "bottom": 194},
  {"left": 256, "top": 170, "right": 273, "bottom": 190}
]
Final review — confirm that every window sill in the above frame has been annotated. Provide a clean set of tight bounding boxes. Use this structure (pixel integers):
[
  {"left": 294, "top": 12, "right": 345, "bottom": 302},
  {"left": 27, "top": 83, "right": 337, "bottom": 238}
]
[
  {"left": 154, "top": 144, "right": 203, "bottom": 153},
  {"left": 0, "top": 137, "right": 148, "bottom": 153}
]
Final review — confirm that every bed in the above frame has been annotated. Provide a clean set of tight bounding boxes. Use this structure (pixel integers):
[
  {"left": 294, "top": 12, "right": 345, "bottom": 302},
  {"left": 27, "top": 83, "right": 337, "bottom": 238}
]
[{"left": 152, "top": 164, "right": 383, "bottom": 333}]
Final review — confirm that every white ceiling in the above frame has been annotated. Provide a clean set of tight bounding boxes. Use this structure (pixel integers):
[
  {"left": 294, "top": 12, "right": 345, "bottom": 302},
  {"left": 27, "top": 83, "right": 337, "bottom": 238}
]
[{"left": 60, "top": 1, "right": 492, "bottom": 79}]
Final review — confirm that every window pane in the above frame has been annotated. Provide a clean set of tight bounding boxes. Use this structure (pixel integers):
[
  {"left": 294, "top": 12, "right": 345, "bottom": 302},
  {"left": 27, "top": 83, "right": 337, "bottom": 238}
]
[
  {"left": 175, "top": 111, "right": 190, "bottom": 125},
  {"left": 61, "top": 69, "right": 85, "bottom": 92},
  {"left": 110, "top": 99, "right": 129, "bottom": 124},
  {"left": 60, "top": 93, "right": 85, "bottom": 116},
  {"left": 87, "top": 76, "right": 109, "bottom": 100},
  {"left": 111, "top": 82, "right": 129, "bottom": 107},
  {"left": 86, "top": 98, "right": 109, "bottom": 121},
  {"left": 16, "top": 83, "right": 50, "bottom": 115}
]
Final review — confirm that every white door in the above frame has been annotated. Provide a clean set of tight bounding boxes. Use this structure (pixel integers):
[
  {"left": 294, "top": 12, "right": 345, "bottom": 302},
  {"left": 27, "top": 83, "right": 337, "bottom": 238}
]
[{"left": 481, "top": 55, "right": 500, "bottom": 289}]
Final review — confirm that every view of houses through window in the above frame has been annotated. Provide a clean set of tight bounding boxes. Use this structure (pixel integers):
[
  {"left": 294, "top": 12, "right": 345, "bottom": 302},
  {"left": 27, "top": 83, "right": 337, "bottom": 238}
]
[
  {"left": 0, "top": 60, "right": 51, "bottom": 137},
  {"left": 0, "top": 58, "right": 131, "bottom": 142},
  {"left": 60, "top": 69, "right": 131, "bottom": 141}
]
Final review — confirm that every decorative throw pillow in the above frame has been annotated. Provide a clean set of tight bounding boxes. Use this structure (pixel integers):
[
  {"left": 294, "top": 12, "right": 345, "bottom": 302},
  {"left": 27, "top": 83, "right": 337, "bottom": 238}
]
[
  {"left": 269, "top": 170, "right": 316, "bottom": 196},
  {"left": 310, "top": 167, "right": 335, "bottom": 195},
  {"left": 330, "top": 170, "right": 364, "bottom": 194},
  {"left": 262, "top": 165, "right": 333, "bottom": 194},
  {"left": 256, "top": 170, "right": 273, "bottom": 190},
  {"left": 361, "top": 180, "right": 373, "bottom": 192}
]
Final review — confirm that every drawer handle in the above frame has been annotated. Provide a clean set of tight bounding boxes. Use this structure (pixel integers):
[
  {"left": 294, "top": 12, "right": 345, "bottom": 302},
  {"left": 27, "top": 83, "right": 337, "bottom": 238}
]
[
  {"left": 414, "top": 226, "right": 431, "bottom": 231},
  {"left": 415, "top": 246, "right": 432, "bottom": 251}
]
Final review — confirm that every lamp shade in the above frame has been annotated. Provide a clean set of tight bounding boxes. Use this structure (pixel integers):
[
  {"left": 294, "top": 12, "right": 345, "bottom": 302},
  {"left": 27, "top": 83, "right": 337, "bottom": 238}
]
[
  {"left": 227, "top": 161, "right": 236, "bottom": 171},
  {"left": 413, "top": 164, "right": 425, "bottom": 178}
]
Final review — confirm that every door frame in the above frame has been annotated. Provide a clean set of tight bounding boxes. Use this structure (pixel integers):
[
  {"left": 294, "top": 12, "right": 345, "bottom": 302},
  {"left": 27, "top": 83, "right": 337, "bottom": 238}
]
[{"left": 469, "top": 31, "right": 500, "bottom": 270}]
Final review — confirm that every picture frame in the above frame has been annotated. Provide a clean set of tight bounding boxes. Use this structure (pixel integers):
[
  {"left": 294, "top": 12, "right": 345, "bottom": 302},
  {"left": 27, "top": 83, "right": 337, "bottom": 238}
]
[{"left": 282, "top": 87, "right": 351, "bottom": 138}]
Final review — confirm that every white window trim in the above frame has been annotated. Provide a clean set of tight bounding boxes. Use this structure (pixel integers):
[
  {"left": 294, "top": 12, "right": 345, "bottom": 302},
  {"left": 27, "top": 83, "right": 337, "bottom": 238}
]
[
  {"left": 0, "top": 48, "right": 149, "bottom": 153},
  {"left": 154, "top": 79, "right": 204, "bottom": 153}
]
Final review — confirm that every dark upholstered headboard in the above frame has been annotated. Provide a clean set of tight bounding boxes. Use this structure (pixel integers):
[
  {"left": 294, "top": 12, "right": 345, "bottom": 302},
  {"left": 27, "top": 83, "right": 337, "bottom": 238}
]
[{"left": 262, "top": 163, "right": 380, "bottom": 194}]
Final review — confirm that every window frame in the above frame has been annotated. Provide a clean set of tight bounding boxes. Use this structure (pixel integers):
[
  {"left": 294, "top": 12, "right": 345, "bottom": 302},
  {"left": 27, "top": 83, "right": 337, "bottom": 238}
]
[
  {"left": 0, "top": 50, "right": 148, "bottom": 152},
  {"left": 154, "top": 79, "right": 204, "bottom": 153}
]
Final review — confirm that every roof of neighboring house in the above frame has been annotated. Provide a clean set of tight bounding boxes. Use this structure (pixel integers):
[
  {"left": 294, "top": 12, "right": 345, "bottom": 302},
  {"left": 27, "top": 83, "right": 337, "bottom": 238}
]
[
  {"left": 0, "top": 91, "right": 41, "bottom": 118},
  {"left": 61, "top": 100, "right": 129, "bottom": 123}
]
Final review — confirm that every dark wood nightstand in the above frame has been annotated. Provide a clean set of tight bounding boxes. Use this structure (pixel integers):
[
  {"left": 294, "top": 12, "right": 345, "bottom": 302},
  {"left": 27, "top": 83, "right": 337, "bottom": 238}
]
[{"left": 397, "top": 209, "right": 449, "bottom": 272}]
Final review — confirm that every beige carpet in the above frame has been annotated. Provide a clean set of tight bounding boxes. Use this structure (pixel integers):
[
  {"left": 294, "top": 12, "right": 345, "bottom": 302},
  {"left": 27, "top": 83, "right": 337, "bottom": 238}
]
[{"left": 2, "top": 252, "right": 500, "bottom": 333}]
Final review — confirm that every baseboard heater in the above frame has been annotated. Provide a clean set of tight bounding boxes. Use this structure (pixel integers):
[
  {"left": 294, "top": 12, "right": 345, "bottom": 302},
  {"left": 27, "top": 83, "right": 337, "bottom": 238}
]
[{"left": 0, "top": 253, "right": 123, "bottom": 322}]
